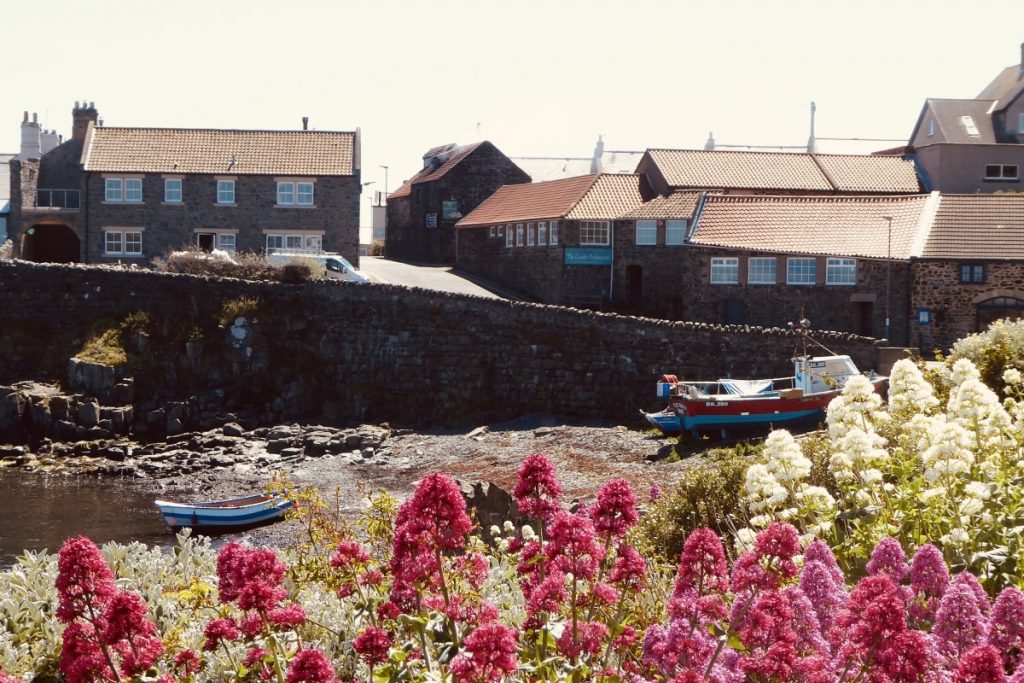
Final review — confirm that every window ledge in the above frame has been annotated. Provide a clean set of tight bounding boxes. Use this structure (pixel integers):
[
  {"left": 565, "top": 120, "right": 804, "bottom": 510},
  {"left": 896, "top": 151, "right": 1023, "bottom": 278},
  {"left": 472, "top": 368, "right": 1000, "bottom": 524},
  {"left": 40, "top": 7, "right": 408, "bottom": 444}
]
[
  {"left": 103, "top": 253, "right": 145, "bottom": 258},
  {"left": 274, "top": 204, "right": 317, "bottom": 209},
  {"left": 162, "top": 201, "right": 184, "bottom": 206},
  {"left": 214, "top": 203, "right": 237, "bottom": 207}
]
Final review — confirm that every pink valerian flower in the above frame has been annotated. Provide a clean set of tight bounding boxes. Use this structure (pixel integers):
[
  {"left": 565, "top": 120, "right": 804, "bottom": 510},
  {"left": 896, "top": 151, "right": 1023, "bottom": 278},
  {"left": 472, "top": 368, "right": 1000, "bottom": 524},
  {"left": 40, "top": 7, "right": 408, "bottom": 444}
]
[
  {"left": 649, "top": 484, "right": 662, "bottom": 502},
  {"left": 732, "top": 523, "right": 801, "bottom": 593},
  {"left": 737, "top": 591, "right": 797, "bottom": 680},
  {"left": 589, "top": 582, "right": 620, "bottom": 606},
  {"left": 525, "top": 568, "right": 567, "bottom": 624},
  {"left": 454, "top": 552, "right": 490, "bottom": 590},
  {"left": 934, "top": 581, "right": 991, "bottom": 664},
  {"left": 590, "top": 479, "right": 639, "bottom": 539},
  {"left": 953, "top": 645, "right": 1007, "bottom": 683},
  {"left": 244, "top": 647, "right": 274, "bottom": 681},
  {"left": 799, "top": 559, "right": 847, "bottom": 637},
  {"left": 952, "top": 571, "right": 992, "bottom": 617},
  {"left": 0, "top": 672, "right": 21, "bottom": 683},
  {"left": 514, "top": 453, "right": 563, "bottom": 520},
  {"left": 395, "top": 473, "right": 473, "bottom": 553},
  {"left": 449, "top": 622, "right": 519, "bottom": 683},
  {"left": 113, "top": 631, "right": 164, "bottom": 677},
  {"left": 871, "top": 629, "right": 934, "bottom": 683},
  {"left": 831, "top": 575, "right": 912, "bottom": 676},
  {"left": 215, "top": 542, "right": 248, "bottom": 603},
  {"left": 803, "top": 539, "right": 846, "bottom": 586},
  {"left": 287, "top": 647, "right": 336, "bottom": 683},
  {"left": 216, "top": 543, "right": 289, "bottom": 612},
  {"left": 389, "top": 523, "right": 441, "bottom": 597},
  {"left": 240, "top": 612, "right": 265, "bottom": 639},
  {"left": 268, "top": 604, "right": 307, "bottom": 629},
  {"left": 782, "top": 586, "right": 829, "bottom": 655},
  {"left": 669, "top": 588, "right": 730, "bottom": 626},
  {"left": 174, "top": 649, "right": 200, "bottom": 676},
  {"left": 610, "top": 543, "right": 647, "bottom": 590},
  {"left": 642, "top": 621, "right": 719, "bottom": 676},
  {"left": 55, "top": 536, "right": 117, "bottom": 623},
  {"left": 330, "top": 540, "right": 370, "bottom": 569},
  {"left": 557, "top": 620, "right": 608, "bottom": 660},
  {"left": 100, "top": 590, "right": 164, "bottom": 675},
  {"left": 989, "top": 586, "right": 1024, "bottom": 669},
  {"left": 866, "top": 536, "right": 911, "bottom": 585},
  {"left": 59, "top": 621, "right": 113, "bottom": 683},
  {"left": 908, "top": 543, "right": 949, "bottom": 626},
  {"left": 612, "top": 625, "right": 638, "bottom": 651},
  {"left": 675, "top": 528, "right": 729, "bottom": 598},
  {"left": 203, "top": 617, "right": 241, "bottom": 651},
  {"left": 545, "top": 510, "right": 605, "bottom": 580},
  {"left": 353, "top": 626, "right": 393, "bottom": 667}
]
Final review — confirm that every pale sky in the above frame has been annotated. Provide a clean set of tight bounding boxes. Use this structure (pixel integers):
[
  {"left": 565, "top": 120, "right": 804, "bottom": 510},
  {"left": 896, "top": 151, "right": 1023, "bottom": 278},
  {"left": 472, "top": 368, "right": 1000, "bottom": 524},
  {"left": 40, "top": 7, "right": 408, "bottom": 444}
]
[{"left": 4, "top": 0, "right": 1022, "bottom": 223}]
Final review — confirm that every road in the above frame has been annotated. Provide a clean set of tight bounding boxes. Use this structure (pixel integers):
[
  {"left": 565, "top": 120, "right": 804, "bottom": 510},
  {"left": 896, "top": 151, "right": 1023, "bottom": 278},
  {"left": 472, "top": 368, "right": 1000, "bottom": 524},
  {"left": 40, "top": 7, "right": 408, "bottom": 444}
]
[{"left": 357, "top": 256, "right": 504, "bottom": 299}]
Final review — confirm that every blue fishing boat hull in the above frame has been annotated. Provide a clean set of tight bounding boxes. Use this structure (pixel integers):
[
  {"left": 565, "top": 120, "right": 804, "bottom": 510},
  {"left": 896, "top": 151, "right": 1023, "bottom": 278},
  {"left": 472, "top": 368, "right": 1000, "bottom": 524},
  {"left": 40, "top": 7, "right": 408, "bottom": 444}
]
[{"left": 154, "top": 494, "right": 293, "bottom": 531}]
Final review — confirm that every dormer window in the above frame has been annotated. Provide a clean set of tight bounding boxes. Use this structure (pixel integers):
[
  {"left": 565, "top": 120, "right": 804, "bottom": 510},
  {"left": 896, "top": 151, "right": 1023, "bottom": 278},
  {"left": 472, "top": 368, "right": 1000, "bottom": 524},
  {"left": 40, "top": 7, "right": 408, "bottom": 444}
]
[
  {"left": 985, "top": 164, "right": 1019, "bottom": 181},
  {"left": 927, "top": 119, "right": 935, "bottom": 137}
]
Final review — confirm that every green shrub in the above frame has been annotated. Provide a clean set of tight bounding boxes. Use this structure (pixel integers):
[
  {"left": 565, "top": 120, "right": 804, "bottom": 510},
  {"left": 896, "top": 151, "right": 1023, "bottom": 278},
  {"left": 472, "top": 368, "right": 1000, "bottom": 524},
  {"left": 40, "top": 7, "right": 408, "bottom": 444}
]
[
  {"left": 948, "top": 318, "right": 1024, "bottom": 397},
  {"left": 218, "top": 296, "right": 260, "bottom": 327},
  {"left": 75, "top": 328, "right": 127, "bottom": 366}
]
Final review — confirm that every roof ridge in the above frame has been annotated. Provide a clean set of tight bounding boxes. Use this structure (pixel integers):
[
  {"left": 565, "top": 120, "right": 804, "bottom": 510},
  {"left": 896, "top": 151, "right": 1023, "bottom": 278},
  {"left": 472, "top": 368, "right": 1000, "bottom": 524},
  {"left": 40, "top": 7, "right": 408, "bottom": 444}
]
[{"left": 94, "top": 126, "right": 356, "bottom": 135}]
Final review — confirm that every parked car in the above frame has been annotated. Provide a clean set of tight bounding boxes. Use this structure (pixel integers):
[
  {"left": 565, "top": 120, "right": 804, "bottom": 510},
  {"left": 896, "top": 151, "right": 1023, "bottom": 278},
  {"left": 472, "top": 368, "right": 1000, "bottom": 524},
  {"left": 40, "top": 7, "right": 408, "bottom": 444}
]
[{"left": 267, "top": 251, "right": 367, "bottom": 283}]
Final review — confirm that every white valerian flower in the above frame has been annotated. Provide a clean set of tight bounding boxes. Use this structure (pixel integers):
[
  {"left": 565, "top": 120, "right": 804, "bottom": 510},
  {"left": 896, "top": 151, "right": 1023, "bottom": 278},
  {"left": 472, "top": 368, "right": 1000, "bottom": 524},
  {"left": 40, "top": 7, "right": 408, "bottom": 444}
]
[
  {"left": 958, "top": 497, "right": 984, "bottom": 516},
  {"left": 921, "top": 487, "right": 946, "bottom": 502},
  {"left": 489, "top": 524, "right": 502, "bottom": 538},
  {"left": 734, "top": 527, "right": 757, "bottom": 554},
  {"left": 763, "top": 429, "right": 812, "bottom": 483},
  {"left": 827, "top": 375, "right": 886, "bottom": 439},
  {"left": 942, "top": 528, "right": 970, "bottom": 546},
  {"left": 521, "top": 525, "right": 537, "bottom": 541},
  {"left": 950, "top": 358, "right": 982, "bottom": 388},
  {"left": 503, "top": 520, "right": 515, "bottom": 533},
  {"left": 965, "top": 481, "right": 991, "bottom": 500},
  {"left": 888, "top": 358, "right": 940, "bottom": 417},
  {"left": 744, "top": 463, "right": 782, "bottom": 514},
  {"left": 1004, "top": 367, "right": 1023, "bottom": 385}
]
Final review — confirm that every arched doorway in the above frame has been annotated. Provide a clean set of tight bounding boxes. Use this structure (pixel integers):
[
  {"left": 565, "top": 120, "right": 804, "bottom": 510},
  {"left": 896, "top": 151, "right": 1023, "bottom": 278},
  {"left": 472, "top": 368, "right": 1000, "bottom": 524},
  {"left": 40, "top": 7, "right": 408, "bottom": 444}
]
[
  {"left": 977, "top": 297, "right": 1024, "bottom": 331},
  {"left": 22, "top": 224, "right": 80, "bottom": 263}
]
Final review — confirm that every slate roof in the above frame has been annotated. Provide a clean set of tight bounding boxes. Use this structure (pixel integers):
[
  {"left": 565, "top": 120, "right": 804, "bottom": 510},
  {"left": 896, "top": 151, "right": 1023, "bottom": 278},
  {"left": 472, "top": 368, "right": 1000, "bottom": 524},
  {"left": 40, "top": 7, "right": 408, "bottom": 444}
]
[
  {"left": 923, "top": 194, "right": 1024, "bottom": 259},
  {"left": 977, "top": 64, "right": 1024, "bottom": 112},
  {"left": 913, "top": 99, "right": 998, "bottom": 144},
  {"left": 456, "top": 174, "right": 646, "bottom": 227},
  {"left": 618, "top": 192, "right": 703, "bottom": 220},
  {"left": 691, "top": 194, "right": 933, "bottom": 260},
  {"left": 643, "top": 148, "right": 919, "bottom": 193},
  {"left": 83, "top": 127, "right": 356, "bottom": 176}
]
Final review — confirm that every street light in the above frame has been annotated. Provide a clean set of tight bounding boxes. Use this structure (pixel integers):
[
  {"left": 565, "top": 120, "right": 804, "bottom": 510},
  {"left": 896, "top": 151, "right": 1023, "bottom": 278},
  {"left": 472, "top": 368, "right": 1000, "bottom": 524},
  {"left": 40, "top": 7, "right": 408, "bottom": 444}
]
[
  {"left": 882, "top": 215, "right": 893, "bottom": 342},
  {"left": 379, "top": 165, "right": 389, "bottom": 197}
]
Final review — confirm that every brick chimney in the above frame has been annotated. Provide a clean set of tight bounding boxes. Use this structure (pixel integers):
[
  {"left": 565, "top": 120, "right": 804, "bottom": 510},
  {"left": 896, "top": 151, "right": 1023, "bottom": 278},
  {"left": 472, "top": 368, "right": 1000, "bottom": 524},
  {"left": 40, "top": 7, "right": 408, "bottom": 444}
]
[
  {"left": 72, "top": 100, "right": 98, "bottom": 141},
  {"left": 19, "top": 111, "right": 41, "bottom": 161}
]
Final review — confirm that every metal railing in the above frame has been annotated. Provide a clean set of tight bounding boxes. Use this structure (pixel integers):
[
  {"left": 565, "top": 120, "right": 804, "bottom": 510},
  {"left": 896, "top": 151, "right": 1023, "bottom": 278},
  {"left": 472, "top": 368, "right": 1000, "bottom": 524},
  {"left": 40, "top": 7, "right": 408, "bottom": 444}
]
[{"left": 34, "top": 189, "right": 80, "bottom": 210}]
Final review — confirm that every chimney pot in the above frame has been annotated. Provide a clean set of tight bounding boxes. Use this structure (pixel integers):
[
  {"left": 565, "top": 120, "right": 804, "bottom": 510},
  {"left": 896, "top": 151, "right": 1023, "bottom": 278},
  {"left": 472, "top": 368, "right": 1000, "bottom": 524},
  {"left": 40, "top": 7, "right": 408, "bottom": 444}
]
[
  {"left": 23, "top": 111, "right": 28, "bottom": 122},
  {"left": 75, "top": 100, "right": 80, "bottom": 109},
  {"left": 302, "top": 116, "right": 309, "bottom": 131},
  {"left": 32, "top": 113, "right": 37, "bottom": 123},
  {"left": 89, "top": 101, "right": 94, "bottom": 109}
]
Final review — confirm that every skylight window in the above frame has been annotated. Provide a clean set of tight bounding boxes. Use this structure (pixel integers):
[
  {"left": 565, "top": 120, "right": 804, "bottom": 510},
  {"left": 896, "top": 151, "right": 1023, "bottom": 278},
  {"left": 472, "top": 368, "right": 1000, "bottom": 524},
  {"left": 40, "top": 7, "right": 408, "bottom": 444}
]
[{"left": 960, "top": 115, "right": 980, "bottom": 136}]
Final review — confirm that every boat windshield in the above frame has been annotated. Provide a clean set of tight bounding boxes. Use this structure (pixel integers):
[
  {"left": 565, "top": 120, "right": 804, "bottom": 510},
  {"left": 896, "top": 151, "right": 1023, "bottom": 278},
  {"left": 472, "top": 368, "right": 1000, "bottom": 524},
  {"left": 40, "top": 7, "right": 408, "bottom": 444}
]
[{"left": 722, "top": 379, "right": 774, "bottom": 396}]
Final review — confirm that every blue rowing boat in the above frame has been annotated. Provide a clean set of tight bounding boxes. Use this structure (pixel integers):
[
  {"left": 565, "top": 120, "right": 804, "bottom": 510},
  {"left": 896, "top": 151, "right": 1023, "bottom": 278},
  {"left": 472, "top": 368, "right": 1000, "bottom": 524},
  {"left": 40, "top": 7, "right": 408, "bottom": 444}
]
[{"left": 154, "top": 494, "right": 293, "bottom": 531}]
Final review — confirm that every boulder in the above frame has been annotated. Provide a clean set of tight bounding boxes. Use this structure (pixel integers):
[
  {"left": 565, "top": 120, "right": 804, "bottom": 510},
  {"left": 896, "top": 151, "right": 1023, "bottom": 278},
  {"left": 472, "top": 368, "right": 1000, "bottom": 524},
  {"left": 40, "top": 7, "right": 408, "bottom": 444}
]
[
  {"left": 77, "top": 400, "right": 100, "bottom": 427},
  {"left": 222, "top": 422, "right": 245, "bottom": 437}
]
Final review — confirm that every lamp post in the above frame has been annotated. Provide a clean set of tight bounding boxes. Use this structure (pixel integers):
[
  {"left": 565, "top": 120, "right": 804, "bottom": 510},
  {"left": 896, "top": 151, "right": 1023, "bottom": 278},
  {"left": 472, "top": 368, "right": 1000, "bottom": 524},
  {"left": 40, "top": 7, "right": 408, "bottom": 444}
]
[
  {"left": 882, "top": 215, "right": 893, "bottom": 342},
  {"left": 379, "top": 165, "right": 389, "bottom": 198}
]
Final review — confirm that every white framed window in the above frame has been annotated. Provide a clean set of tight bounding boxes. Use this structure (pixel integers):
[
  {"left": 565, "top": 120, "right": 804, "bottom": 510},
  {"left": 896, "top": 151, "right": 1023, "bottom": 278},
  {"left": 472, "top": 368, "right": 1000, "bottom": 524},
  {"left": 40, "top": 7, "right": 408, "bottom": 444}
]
[
  {"left": 527, "top": 222, "right": 535, "bottom": 246},
  {"left": 124, "top": 178, "right": 142, "bottom": 203},
  {"left": 826, "top": 258, "right": 856, "bottom": 285},
  {"left": 505, "top": 225, "right": 513, "bottom": 248},
  {"left": 580, "top": 221, "right": 610, "bottom": 246},
  {"left": 103, "top": 229, "right": 143, "bottom": 256},
  {"left": 747, "top": 257, "right": 776, "bottom": 284},
  {"left": 217, "top": 234, "right": 237, "bottom": 253},
  {"left": 304, "top": 234, "right": 322, "bottom": 251},
  {"left": 787, "top": 257, "right": 817, "bottom": 285},
  {"left": 665, "top": 220, "right": 687, "bottom": 246},
  {"left": 497, "top": 224, "right": 505, "bottom": 236},
  {"left": 710, "top": 257, "right": 739, "bottom": 284},
  {"left": 538, "top": 222, "right": 548, "bottom": 246},
  {"left": 550, "top": 220, "right": 559, "bottom": 245},
  {"left": 635, "top": 220, "right": 657, "bottom": 245},
  {"left": 984, "top": 164, "right": 1019, "bottom": 181},
  {"left": 276, "top": 181, "right": 315, "bottom": 206},
  {"left": 489, "top": 226, "right": 496, "bottom": 238},
  {"left": 286, "top": 234, "right": 304, "bottom": 249},
  {"left": 267, "top": 234, "right": 284, "bottom": 252},
  {"left": 1019, "top": 113, "right": 1024, "bottom": 134},
  {"left": 516, "top": 223, "right": 524, "bottom": 247},
  {"left": 104, "top": 178, "right": 122, "bottom": 202},
  {"left": 164, "top": 179, "right": 182, "bottom": 203},
  {"left": 217, "top": 180, "right": 235, "bottom": 204}
]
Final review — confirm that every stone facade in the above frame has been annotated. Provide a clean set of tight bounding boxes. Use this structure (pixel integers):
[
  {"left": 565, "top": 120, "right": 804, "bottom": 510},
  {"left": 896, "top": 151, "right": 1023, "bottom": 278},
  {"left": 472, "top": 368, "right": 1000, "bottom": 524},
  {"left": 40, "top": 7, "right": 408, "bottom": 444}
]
[
  {"left": 911, "top": 260, "right": 1024, "bottom": 353},
  {"left": 0, "top": 261, "right": 883, "bottom": 428},
  {"left": 386, "top": 142, "right": 530, "bottom": 264},
  {"left": 81, "top": 172, "right": 360, "bottom": 265}
]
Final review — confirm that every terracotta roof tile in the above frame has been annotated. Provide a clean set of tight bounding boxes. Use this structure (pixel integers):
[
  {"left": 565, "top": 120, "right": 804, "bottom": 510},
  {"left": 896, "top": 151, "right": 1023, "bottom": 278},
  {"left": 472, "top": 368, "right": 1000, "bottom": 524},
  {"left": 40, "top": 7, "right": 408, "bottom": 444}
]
[
  {"left": 457, "top": 174, "right": 646, "bottom": 228},
  {"left": 388, "top": 180, "right": 412, "bottom": 200},
  {"left": 814, "top": 154, "right": 921, "bottom": 192},
  {"left": 618, "top": 191, "right": 703, "bottom": 219},
  {"left": 84, "top": 127, "right": 356, "bottom": 175},
  {"left": 692, "top": 194, "right": 931, "bottom": 259},
  {"left": 409, "top": 142, "right": 485, "bottom": 186},
  {"left": 923, "top": 194, "right": 1024, "bottom": 259},
  {"left": 647, "top": 148, "right": 832, "bottom": 191}
]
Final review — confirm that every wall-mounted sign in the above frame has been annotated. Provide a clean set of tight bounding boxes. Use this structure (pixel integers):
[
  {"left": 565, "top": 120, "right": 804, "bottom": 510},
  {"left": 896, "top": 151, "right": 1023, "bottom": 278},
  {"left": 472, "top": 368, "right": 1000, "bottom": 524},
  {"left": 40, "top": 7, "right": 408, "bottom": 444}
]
[
  {"left": 917, "top": 307, "right": 932, "bottom": 325},
  {"left": 442, "top": 201, "right": 460, "bottom": 221},
  {"left": 425, "top": 213, "right": 438, "bottom": 228},
  {"left": 564, "top": 247, "right": 612, "bottom": 266}
]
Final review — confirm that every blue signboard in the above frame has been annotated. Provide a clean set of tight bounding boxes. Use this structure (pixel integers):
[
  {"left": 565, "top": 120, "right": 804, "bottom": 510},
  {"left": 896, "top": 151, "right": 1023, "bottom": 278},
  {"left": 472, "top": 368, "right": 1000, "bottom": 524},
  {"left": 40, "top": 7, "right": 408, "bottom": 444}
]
[
  {"left": 564, "top": 247, "right": 612, "bottom": 266},
  {"left": 917, "top": 308, "right": 932, "bottom": 325}
]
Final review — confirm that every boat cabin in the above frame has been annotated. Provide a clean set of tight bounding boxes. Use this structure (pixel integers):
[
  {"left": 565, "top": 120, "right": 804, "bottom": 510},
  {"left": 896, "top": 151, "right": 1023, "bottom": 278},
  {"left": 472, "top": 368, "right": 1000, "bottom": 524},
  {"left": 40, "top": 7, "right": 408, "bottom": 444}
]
[{"left": 794, "top": 355, "right": 860, "bottom": 395}]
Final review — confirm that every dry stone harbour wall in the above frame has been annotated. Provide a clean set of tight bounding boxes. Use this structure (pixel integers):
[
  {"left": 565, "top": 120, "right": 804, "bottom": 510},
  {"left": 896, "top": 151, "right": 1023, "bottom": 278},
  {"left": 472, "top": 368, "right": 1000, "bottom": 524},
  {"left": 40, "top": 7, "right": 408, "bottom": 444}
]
[{"left": 0, "top": 261, "right": 882, "bottom": 429}]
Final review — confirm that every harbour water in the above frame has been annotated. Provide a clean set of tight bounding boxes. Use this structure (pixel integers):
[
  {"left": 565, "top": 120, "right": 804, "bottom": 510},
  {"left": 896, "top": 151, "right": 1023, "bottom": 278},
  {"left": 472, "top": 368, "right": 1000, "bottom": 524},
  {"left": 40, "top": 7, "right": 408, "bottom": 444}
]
[{"left": 0, "top": 469, "right": 171, "bottom": 566}]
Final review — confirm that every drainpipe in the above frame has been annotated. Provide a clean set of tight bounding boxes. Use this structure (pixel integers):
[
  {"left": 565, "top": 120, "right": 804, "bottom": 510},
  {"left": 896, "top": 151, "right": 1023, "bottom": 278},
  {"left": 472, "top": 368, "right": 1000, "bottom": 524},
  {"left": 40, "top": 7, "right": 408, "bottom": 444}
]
[
  {"left": 905, "top": 256, "right": 915, "bottom": 350},
  {"left": 83, "top": 173, "right": 89, "bottom": 263},
  {"left": 608, "top": 221, "right": 615, "bottom": 304}
]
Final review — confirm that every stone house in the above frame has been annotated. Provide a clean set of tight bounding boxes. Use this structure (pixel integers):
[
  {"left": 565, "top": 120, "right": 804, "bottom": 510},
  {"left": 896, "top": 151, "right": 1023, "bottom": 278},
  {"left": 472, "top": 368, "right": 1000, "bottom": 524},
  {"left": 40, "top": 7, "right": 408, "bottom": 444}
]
[
  {"left": 385, "top": 141, "right": 530, "bottom": 264},
  {"left": 912, "top": 194, "right": 1024, "bottom": 352},
  {"left": 8, "top": 103, "right": 361, "bottom": 265},
  {"left": 456, "top": 174, "right": 653, "bottom": 305},
  {"left": 908, "top": 44, "right": 1024, "bottom": 193}
]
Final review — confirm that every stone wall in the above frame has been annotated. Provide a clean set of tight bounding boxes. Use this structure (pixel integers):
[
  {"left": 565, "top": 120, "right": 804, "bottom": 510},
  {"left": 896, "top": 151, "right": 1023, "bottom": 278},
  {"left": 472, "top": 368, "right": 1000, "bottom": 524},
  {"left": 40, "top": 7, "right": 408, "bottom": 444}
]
[
  {"left": 0, "top": 261, "right": 884, "bottom": 429},
  {"left": 911, "top": 260, "right": 1024, "bottom": 353}
]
